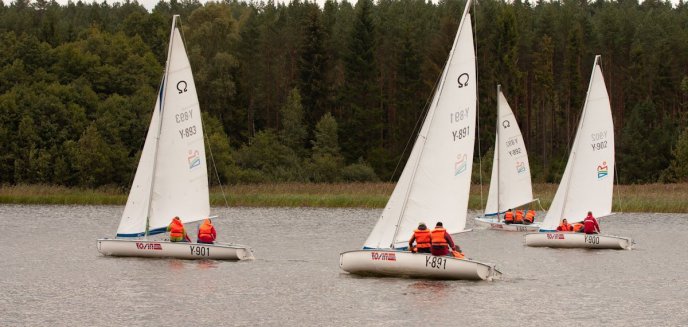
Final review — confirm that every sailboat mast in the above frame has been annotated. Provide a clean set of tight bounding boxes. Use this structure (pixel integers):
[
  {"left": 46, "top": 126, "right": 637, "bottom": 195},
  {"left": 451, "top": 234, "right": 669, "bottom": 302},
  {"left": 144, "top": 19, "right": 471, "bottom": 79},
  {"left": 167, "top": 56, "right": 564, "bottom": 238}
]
[
  {"left": 557, "top": 55, "right": 601, "bottom": 221},
  {"left": 389, "top": 0, "right": 473, "bottom": 248},
  {"left": 496, "top": 84, "right": 501, "bottom": 222},
  {"left": 144, "top": 15, "right": 179, "bottom": 237}
]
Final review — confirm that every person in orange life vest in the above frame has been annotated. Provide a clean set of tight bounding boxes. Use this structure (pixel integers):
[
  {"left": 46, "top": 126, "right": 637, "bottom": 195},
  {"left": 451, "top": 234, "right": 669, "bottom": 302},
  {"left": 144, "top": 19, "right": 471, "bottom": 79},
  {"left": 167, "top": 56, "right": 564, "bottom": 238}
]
[
  {"left": 523, "top": 210, "right": 536, "bottom": 225},
  {"left": 583, "top": 211, "right": 600, "bottom": 234},
  {"left": 504, "top": 209, "right": 514, "bottom": 224},
  {"left": 197, "top": 218, "right": 217, "bottom": 244},
  {"left": 430, "top": 222, "right": 455, "bottom": 256},
  {"left": 451, "top": 245, "right": 465, "bottom": 259},
  {"left": 556, "top": 218, "right": 573, "bottom": 232},
  {"left": 514, "top": 209, "right": 524, "bottom": 224},
  {"left": 572, "top": 222, "right": 585, "bottom": 233},
  {"left": 167, "top": 216, "right": 190, "bottom": 242},
  {"left": 409, "top": 222, "right": 432, "bottom": 253}
]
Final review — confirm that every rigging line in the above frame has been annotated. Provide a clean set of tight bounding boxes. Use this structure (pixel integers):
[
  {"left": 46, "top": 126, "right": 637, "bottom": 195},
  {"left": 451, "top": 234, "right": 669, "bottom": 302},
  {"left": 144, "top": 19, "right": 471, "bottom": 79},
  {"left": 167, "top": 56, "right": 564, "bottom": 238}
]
[
  {"left": 613, "top": 155, "right": 623, "bottom": 213},
  {"left": 472, "top": 0, "right": 484, "bottom": 210}
]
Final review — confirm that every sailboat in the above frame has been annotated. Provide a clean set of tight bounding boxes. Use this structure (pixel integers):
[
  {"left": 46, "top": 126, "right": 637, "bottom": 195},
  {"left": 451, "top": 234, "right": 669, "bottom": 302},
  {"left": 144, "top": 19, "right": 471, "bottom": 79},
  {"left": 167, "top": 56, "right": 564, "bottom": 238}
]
[
  {"left": 524, "top": 55, "right": 632, "bottom": 250},
  {"left": 339, "top": 0, "right": 501, "bottom": 280},
  {"left": 474, "top": 85, "right": 539, "bottom": 232},
  {"left": 96, "top": 15, "right": 253, "bottom": 260}
]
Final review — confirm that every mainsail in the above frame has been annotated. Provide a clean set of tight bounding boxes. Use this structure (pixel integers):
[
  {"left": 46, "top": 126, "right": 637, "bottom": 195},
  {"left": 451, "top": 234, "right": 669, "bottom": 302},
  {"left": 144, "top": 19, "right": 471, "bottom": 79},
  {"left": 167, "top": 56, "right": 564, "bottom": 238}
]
[
  {"left": 364, "top": 0, "right": 476, "bottom": 249},
  {"left": 117, "top": 16, "right": 209, "bottom": 237},
  {"left": 540, "top": 55, "right": 614, "bottom": 231},
  {"left": 484, "top": 85, "right": 534, "bottom": 216}
]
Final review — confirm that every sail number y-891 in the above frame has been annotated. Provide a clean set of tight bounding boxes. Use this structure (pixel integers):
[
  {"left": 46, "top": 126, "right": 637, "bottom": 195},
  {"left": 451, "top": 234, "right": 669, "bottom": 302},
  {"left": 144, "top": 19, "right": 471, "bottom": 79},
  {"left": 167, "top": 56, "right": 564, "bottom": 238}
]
[
  {"left": 190, "top": 245, "right": 210, "bottom": 257},
  {"left": 179, "top": 125, "right": 197, "bottom": 139},
  {"left": 426, "top": 256, "right": 447, "bottom": 270}
]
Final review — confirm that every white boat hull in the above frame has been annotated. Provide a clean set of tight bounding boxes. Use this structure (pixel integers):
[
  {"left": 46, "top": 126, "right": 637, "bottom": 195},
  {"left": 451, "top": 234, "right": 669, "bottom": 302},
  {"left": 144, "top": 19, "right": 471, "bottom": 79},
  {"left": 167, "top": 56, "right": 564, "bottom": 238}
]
[
  {"left": 474, "top": 217, "right": 540, "bottom": 232},
  {"left": 97, "top": 239, "right": 254, "bottom": 260},
  {"left": 524, "top": 232, "right": 632, "bottom": 250},
  {"left": 339, "top": 250, "right": 501, "bottom": 281}
]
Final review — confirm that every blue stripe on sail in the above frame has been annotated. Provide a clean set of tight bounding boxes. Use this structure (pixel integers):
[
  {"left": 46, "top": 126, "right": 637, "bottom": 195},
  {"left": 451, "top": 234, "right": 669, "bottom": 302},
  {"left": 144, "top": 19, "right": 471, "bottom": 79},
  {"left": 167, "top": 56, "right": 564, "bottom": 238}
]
[
  {"left": 538, "top": 229, "right": 556, "bottom": 232},
  {"left": 158, "top": 78, "right": 165, "bottom": 112},
  {"left": 362, "top": 246, "right": 408, "bottom": 251},
  {"left": 116, "top": 226, "right": 168, "bottom": 238}
]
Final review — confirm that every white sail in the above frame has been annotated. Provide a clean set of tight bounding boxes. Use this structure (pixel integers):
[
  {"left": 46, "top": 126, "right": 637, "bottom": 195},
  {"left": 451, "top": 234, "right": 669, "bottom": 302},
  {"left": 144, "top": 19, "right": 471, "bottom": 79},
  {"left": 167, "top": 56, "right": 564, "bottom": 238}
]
[
  {"left": 484, "top": 86, "right": 534, "bottom": 215},
  {"left": 541, "top": 55, "right": 614, "bottom": 230},
  {"left": 364, "top": 1, "right": 476, "bottom": 249},
  {"left": 116, "top": 16, "right": 209, "bottom": 237}
]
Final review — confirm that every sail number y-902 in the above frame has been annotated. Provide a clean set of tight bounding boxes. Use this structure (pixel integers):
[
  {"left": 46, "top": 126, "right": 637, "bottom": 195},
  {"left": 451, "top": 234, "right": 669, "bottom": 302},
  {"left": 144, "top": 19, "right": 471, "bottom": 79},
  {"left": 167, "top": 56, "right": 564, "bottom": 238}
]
[
  {"left": 426, "top": 256, "right": 447, "bottom": 270},
  {"left": 190, "top": 245, "right": 210, "bottom": 257}
]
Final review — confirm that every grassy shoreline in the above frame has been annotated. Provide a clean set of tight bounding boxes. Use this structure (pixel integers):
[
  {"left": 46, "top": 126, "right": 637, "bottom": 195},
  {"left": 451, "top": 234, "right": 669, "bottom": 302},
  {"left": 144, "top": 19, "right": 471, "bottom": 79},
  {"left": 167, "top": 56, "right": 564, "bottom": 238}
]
[{"left": 1, "top": 183, "right": 688, "bottom": 213}]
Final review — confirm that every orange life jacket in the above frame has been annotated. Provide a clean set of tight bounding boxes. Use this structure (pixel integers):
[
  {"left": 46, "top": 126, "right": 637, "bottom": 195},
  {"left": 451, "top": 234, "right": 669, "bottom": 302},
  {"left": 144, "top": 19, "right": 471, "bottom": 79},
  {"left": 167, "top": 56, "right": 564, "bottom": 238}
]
[
  {"left": 198, "top": 219, "right": 215, "bottom": 242},
  {"left": 558, "top": 222, "right": 573, "bottom": 231},
  {"left": 452, "top": 250, "right": 465, "bottom": 259},
  {"left": 515, "top": 210, "right": 524, "bottom": 223},
  {"left": 431, "top": 228, "right": 448, "bottom": 247},
  {"left": 504, "top": 211, "right": 514, "bottom": 222},
  {"left": 572, "top": 223, "right": 584, "bottom": 232},
  {"left": 525, "top": 210, "right": 535, "bottom": 223},
  {"left": 169, "top": 218, "right": 184, "bottom": 238},
  {"left": 413, "top": 229, "right": 432, "bottom": 248}
]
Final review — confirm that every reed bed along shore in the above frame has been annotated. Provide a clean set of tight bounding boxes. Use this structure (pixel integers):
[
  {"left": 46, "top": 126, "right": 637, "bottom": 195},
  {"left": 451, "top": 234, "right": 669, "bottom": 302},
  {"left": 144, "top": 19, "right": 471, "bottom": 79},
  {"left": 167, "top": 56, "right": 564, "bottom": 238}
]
[{"left": 1, "top": 183, "right": 687, "bottom": 213}]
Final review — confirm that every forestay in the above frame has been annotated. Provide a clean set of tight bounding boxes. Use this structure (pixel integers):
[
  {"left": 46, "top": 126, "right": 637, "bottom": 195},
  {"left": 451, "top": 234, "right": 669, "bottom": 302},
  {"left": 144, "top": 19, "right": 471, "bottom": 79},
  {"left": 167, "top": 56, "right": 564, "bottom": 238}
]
[
  {"left": 540, "top": 55, "right": 614, "bottom": 231},
  {"left": 364, "top": 8, "right": 476, "bottom": 249},
  {"left": 116, "top": 17, "right": 209, "bottom": 237},
  {"left": 484, "top": 86, "right": 534, "bottom": 216}
]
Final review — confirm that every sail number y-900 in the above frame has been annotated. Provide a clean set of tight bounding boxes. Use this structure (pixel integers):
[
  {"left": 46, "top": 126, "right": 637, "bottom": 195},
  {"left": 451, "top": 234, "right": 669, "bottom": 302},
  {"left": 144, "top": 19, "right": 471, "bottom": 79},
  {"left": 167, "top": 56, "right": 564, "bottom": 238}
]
[
  {"left": 426, "top": 256, "right": 447, "bottom": 270},
  {"left": 190, "top": 245, "right": 210, "bottom": 256},
  {"left": 584, "top": 235, "right": 600, "bottom": 245}
]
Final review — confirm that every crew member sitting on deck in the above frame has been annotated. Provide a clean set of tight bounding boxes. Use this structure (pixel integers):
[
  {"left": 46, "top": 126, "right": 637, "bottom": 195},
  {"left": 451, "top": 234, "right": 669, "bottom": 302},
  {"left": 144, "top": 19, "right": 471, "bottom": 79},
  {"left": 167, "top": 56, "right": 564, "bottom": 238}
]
[
  {"left": 524, "top": 210, "right": 536, "bottom": 225},
  {"left": 504, "top": 209, "right": 515, "bottom": 224},
  {"left": 167, "top": 216, "right": 190, "bottom": 242},
  {"left": 583, "top": 211, "right": 600, "bottom": 234},
  {"left": 409, "top": 222, "right": 432, "bottom": 253},
  {"left": 197, "top": 218, "right": 217, "bottom": 244},
  {"left": 556, "top": 218, "right": 573, "bottom": 232},
  {"left": 572, "top": 222, "right": 585, "bottom": 233},
  {"left": 430, "top": 222, "right": 456, "bottom": 256},
  {"left": 514, "top": 209, "right": 524, "bottom": 224}
]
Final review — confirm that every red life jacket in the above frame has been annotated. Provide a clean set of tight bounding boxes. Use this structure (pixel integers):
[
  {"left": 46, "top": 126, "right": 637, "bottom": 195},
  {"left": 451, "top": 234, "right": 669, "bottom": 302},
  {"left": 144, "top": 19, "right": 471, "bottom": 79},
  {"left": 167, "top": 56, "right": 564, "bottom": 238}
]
[
  {"left": 558, "top": 222, "right": 573, "bottom": 231},
  {"left": 169, "top": 218, "right": 184, "bottom": 238},
  {"left": 525, "top": 210, "right": 535, "bottom": 223},
  {"left": 197, "top": 219, "right": 216, "bottom": 243},
  {"left": 584, "top": 216, "right": 599, "bottom": 233},
  {"left": 431, "top": 228, "right": 448, "bottom": 247},
  {"left": 504, "top": 211, "right": 514, "bottom": 222},
  {"left": 572, "top": 223, "right": 585, "bottom": 232},
  {"left": 413, "top": 229, "right": 432, "bottom": 249},
  {"left": 515, "top": 210, "right": 524, "bottom": 223}
]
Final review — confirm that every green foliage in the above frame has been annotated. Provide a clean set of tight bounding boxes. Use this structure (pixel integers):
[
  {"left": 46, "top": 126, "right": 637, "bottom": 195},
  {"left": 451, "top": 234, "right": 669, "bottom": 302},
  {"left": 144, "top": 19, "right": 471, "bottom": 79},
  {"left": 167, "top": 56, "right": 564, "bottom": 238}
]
[
  {"left": 279, "top": 88, "right": 308, "bottom": 157},
  {"left": 235, "top": 129, "right": 303, "bottom": 182},
  {"left": 662, "top": 127, "right": 688, "bottom": 182},
  {"left": 342, "top": 159, "right": 379, "bottom": 182},
  {"left": 308, "top": 112, "right": 344, "bottom": 182}
]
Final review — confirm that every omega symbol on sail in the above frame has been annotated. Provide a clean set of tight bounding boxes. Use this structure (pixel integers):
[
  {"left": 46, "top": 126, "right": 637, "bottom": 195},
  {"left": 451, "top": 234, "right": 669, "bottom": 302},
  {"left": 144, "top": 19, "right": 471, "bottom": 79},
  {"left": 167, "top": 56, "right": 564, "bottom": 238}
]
[{"left": 457, "top": 73, "right": 469, "bottom": 88}]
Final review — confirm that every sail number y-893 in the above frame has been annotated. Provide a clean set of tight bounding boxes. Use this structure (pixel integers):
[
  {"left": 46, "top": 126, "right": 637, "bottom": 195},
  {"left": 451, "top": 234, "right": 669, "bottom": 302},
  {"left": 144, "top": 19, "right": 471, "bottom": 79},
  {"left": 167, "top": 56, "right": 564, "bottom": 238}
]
[
  {"left": 426, "top": 256, "right": 447, "bottom": 270},
  {"left": 190, "top": 245, "right": 210, "bottom": 257},
  {"left": 179, "top": 125, "right": 197, "bottom": 139}
]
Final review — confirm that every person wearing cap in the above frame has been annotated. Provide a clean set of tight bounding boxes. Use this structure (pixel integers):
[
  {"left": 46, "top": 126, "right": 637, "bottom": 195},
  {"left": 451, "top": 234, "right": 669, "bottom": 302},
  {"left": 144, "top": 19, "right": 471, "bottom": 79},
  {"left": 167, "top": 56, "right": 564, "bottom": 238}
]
[
  {"left": 430, "top": 221, "right": 456, "bottom": 256},
  {"left": 197, "top": 218, "right": 217, "bottom": 244},
  {"left": 409, "top": 222, "right": 432, "bottom": 253}
]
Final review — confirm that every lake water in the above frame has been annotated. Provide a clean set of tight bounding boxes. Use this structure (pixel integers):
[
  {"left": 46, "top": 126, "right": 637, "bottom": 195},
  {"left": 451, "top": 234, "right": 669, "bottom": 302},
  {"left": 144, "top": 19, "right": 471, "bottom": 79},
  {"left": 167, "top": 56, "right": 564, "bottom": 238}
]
[{"left": 0, "top": 205, "right": 686, "bottom": 326}]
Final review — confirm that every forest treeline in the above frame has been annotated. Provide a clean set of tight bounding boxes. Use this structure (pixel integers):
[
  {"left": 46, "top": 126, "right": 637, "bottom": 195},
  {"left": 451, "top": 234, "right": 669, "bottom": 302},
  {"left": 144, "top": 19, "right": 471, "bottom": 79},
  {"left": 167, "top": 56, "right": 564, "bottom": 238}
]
[{"left": 1, "top": 0, "right": 687, "bottom": 188}]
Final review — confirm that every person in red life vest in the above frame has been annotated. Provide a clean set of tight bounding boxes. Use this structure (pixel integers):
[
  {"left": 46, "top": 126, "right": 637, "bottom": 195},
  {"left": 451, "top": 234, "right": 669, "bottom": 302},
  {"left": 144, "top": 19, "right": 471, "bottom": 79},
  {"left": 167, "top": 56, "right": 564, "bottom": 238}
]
[
  {"left": 572, "top": 222, "right": 585, "bottom": 233},
  {"left": 167, "top": 216, "right": 190, "bottom": 242},
  {"left": 504, "top": 209, "right": 514, "bottom": 224},
  {"left": 430, "top": 221, "right": 455, "bottom": 256},
  {"left": 197, "top": 218, "right": 217, "bottom": 244},
  {"left": 583, "top": 211, "right": 600, "bottom": 234},
  {"left": 409, "top": 222, "right": 432, "bottom": 253},
  {"left": 514, "top": 210, "right": 524, "bottom": 224},
  {"left": 556, "top": 218, "right": 573, "bottom": 232},
  {"left": 451, "top": 245, "right": 465, "bottom": 259},
  {"left": 523, "top": 210, "right": 536, "bottom": 225}
]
